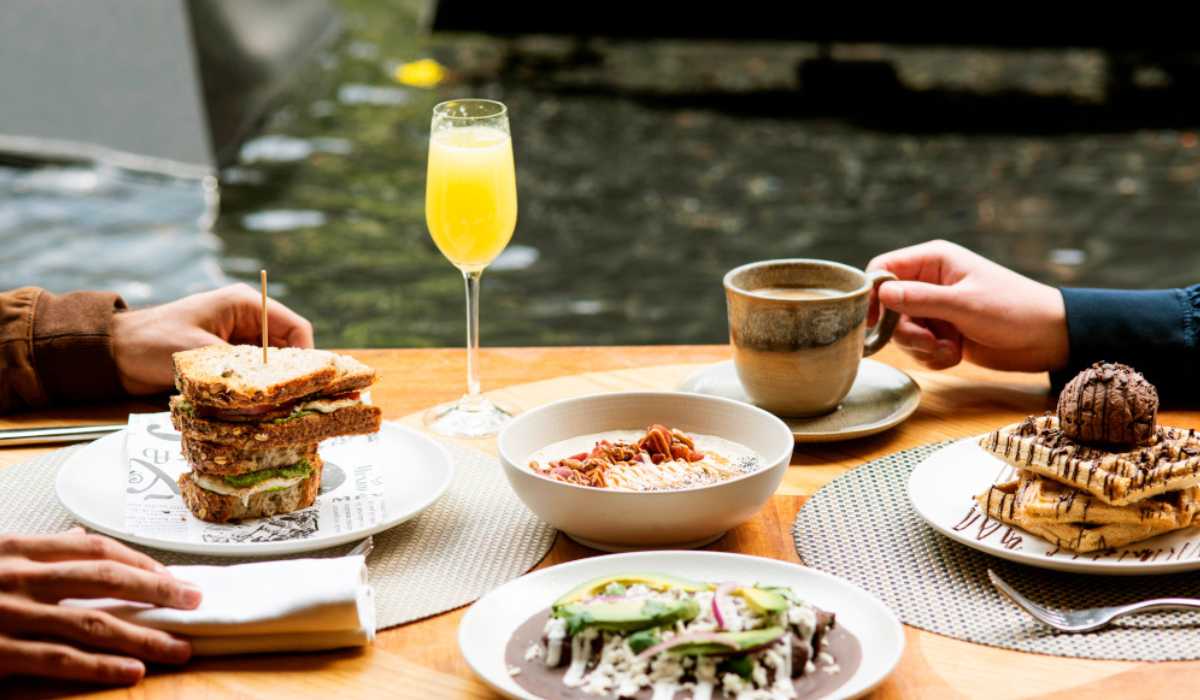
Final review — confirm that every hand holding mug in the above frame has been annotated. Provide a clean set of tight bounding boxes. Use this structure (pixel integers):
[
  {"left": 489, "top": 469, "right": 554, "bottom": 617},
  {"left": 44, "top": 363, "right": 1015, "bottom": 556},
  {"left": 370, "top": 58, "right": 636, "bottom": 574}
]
[{"left": 866, "top": 240, "right": 1068, "bottom": 372}]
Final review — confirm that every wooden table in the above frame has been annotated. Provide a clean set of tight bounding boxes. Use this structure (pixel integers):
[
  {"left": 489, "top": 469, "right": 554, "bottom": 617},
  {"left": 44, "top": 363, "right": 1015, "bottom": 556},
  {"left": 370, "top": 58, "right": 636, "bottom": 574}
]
[{"left": 5, "top": 345, "right": 1197, "bottom": 699}]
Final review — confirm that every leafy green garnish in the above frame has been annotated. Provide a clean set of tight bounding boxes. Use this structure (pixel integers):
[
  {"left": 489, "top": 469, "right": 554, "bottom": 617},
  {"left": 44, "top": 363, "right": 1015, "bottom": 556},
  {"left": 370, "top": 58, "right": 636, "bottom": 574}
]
[
  {"left": 719, "top": 655, "right": 754, "bottom": 679},
  {"left": 559, "top": 607, "right": 594, "bottom": 636},
  {"left": 223, "top": 459, "right": 312, "bottom": 488},
  {"left": 627, "top": 628, "right": 660, "bottom": 654}
]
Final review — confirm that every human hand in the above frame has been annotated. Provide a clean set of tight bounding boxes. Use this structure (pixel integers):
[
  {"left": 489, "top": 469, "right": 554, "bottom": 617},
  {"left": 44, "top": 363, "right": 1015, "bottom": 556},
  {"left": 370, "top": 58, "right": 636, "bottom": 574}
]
[
  {"left": 0, "top": 528, "right": 200, "bottom": 685},
  {"left": 112, "top": 284, "right": 315, "bottom": 395},
  {"left": 866, "top": 240, "right": 1068, "bottom": 372}
]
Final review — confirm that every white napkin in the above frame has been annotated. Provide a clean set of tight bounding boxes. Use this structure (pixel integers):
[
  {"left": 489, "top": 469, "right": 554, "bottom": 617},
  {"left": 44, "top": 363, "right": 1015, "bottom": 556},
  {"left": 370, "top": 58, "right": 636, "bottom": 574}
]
[{"left": 66, "top": 555, "right": 375, "bottom": 655}]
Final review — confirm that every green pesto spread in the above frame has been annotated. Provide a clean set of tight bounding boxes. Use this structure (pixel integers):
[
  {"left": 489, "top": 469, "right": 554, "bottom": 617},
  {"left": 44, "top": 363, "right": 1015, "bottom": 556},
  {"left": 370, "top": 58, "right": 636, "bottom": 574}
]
[
  {"left": 271, "top": 408, "right": 317, "bottom": 424},
  {"left": 223, "top": 459, "right": 312, "bottom": 489}
]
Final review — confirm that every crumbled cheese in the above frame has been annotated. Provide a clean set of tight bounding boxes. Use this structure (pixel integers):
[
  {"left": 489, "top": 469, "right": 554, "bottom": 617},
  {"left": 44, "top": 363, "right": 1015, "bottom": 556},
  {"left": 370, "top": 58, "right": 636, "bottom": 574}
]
[
  {"left": 751, "top": 659, "right": 768, "bottom": 687},
  {"left": 650, "top": 680, "right": 680, "bottom": 700},
  {"left": 543, "top": 617, "right": 566, "bottom": 667},
  {"left": 692, "top": 658, "right": 718, "bottom": 700},
  {"left": 506, "top": 665, "right": 521, "bottom": 676},
  {"left": 817, "top": 651, "right": 840, "bottom": 674},
  {"left": 771, "top": 637, "right": 795, "bottom": 696},
  {"left": 562, "top": 628, "right": 598, "bottom": 687},
  {"left": 787, "top": 600, "right": 817, "bottom": 639},
  {"left": 721, "top": 672, "right": 749, "bottom": 695}
]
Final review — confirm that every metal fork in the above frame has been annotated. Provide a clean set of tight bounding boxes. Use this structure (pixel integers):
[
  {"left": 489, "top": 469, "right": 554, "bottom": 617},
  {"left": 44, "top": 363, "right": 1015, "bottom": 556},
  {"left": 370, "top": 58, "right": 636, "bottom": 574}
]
[{"left": 987, "top": 569, "right": 1200, "bottom": 633}]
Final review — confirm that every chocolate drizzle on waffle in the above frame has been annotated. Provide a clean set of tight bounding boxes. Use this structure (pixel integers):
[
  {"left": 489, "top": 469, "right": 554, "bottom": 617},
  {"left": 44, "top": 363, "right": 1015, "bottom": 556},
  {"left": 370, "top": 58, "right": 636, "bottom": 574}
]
[
  {"left": 975, "top": 364, "right": 1199, "bottom": 553},
  {"left": 975, "top": 471, "right": 1200, "bottom": 554},
  {"left": 984, "top": 415, "right": 1200, "bottom": 505}
]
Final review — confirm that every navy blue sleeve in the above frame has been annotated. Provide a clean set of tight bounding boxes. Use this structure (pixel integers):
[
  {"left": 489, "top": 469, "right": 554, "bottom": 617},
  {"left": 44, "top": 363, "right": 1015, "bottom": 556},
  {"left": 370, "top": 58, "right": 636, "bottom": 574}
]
[{"left": 1051, "top": 286, "right": 1200, "bottom": 402}]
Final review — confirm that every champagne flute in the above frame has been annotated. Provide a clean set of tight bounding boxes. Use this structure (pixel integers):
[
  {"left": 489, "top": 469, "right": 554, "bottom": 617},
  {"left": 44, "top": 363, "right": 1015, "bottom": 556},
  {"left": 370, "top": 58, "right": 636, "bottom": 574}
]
[{"left": 423, "top": 98, "right": 517, "bottom": 437}]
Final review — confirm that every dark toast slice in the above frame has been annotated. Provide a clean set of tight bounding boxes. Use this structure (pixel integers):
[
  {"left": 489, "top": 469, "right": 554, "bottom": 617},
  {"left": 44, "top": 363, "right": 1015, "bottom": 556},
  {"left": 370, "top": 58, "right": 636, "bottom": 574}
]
[
  {"left": 179, "top": 460, "right": 324, "bottom": 523},
  {"left": 182, "top": 438, "right": 320, "bottom": 477},
  {"left": 173, "top": 345, "right": 376, "bottom": 409},
  {"left": 171, "top": 395, "right": 382, "bottom": 450}
]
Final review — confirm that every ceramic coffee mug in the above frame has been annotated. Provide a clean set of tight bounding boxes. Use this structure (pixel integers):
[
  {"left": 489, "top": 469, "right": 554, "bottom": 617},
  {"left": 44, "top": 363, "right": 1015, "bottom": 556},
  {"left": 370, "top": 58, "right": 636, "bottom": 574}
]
[{"left": 723, "top": 259, "right": 899, "bottom": 417}]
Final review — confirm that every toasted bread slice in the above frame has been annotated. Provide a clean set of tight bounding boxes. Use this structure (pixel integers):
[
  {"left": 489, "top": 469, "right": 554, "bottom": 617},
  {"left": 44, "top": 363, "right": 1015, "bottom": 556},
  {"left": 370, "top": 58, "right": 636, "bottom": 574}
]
[
  {"left": 173, "top": 345, "right": 376, "bottom": 409},
  {"left": 323, "top": 353, "right": 378, "bottom": 397},
  {"left": 171, "top": 395, "right": 381, "bottom": 449},
  {"left": 182, "top": 438, "right": 319, "bottom": 477},
  {"left": 179, "top": 460, "right": 323, "bottom": 523}
]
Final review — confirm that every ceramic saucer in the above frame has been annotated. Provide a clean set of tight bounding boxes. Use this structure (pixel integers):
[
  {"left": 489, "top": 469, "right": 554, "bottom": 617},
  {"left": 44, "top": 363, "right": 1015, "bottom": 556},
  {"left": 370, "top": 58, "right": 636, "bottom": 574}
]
[{"left": 678, "top": 359, "right": 920, "bottom": 442}]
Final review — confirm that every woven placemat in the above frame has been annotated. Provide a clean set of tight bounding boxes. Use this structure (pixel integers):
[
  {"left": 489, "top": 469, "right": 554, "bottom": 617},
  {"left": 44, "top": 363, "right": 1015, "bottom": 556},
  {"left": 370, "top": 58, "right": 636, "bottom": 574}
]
[
  {"left": 794, "top": 442, "right": 1200, "bottom": 661},
  {"left": 0, "top": 440, "right": 555, "bottom": 630}
]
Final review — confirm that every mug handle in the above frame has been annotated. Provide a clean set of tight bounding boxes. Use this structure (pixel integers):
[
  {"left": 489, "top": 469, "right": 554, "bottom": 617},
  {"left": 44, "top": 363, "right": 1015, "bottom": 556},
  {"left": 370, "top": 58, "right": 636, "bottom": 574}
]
[{"left": 863, "top": 269, "right": 899, "bottom": 357}]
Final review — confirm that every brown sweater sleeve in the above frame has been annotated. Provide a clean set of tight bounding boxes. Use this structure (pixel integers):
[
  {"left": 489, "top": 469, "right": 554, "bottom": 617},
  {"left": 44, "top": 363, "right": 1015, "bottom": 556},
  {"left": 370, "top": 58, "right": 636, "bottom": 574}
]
[{"left": 0, "top": 287, "right": 129, "bottom": 413}]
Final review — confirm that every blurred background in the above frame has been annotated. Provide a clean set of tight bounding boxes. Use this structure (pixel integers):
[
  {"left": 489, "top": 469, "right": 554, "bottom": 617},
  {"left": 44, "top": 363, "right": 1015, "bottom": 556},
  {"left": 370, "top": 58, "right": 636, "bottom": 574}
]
[{"left": 3, "top": 0, "right": 1199, "bottom": 347}]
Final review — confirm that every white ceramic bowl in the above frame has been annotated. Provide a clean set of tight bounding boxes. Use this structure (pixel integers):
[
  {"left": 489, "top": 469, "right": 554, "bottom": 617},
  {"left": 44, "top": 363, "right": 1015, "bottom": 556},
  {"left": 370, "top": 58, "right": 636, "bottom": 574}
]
[{"left": 497, "top": 392, "right": 794, "bottom": 551}]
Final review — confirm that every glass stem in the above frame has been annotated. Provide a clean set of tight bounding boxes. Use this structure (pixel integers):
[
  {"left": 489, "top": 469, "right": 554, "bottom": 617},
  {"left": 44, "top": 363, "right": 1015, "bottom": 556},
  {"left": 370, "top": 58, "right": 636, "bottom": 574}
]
[{"left": 462, "top": 268, "right": 483, "bottom": 407}]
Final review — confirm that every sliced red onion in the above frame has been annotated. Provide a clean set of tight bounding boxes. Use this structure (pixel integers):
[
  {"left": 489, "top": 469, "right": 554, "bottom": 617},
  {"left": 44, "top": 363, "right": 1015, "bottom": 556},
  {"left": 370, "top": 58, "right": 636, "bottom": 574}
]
[
  {"left": 635, "top": 632, "right": 735, "bottom": 662},
  {"left": 712, "top": 582, "right": 737, "bottom": 630},
  {"left": 635, "top": 627, "right": 786, "bottom": 662}
]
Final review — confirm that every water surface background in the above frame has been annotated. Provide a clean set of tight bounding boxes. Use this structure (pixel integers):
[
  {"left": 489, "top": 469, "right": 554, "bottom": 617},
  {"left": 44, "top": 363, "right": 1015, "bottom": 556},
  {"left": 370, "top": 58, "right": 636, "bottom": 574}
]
[{"left": 3, "top": 0, "right": 1199, "bottom": 347}]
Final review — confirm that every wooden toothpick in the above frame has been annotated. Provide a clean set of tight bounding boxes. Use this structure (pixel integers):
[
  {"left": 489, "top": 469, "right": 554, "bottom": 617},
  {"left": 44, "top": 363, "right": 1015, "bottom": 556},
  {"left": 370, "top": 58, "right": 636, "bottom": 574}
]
[{"left": 260, "top": 270, "right": 269, "bottom": 364}]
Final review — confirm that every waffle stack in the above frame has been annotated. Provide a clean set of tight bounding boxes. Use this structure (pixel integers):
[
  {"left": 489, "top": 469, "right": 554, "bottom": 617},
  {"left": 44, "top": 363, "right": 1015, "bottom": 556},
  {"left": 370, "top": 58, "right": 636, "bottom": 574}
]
[{"left": 977, "top": 363, "right": 1200, "bottom": 553}]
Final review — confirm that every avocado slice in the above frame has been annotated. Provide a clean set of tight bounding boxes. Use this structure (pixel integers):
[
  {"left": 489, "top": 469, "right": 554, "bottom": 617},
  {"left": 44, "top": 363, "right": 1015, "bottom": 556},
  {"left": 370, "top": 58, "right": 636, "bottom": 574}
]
[
  {"left": 554, "top": 597, "right": 700, "bottom": 635},
  {"left": 735, "top": 587, "right": 789, "bottom": 615},
  {"left": 553, "top": 573, "right": 708, "bottom": 608},
  {"left": 666, "top": 626, "right": 786, "bottom": 657}
]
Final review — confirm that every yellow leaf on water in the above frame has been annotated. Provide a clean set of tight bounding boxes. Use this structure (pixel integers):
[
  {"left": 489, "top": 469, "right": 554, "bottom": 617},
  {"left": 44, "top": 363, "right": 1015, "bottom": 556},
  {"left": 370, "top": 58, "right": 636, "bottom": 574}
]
[{"left": 394, "top": 58, "right": 447, "bottom": 88}]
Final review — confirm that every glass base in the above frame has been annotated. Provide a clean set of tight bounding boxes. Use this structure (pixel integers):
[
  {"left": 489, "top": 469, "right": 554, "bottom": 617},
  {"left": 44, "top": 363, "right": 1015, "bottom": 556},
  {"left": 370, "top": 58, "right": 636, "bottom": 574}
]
[{"left": 423, "top": 396, "right": 513, "bottom": 438}]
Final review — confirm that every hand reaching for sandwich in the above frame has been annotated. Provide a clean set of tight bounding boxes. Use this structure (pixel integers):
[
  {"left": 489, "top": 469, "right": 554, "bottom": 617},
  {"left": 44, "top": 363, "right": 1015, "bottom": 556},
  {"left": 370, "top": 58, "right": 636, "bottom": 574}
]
[
  {"left": 112, "top": 284, "right": 315, "bottom": 396},
  {"left": 866, "top": 240, "right": 1069, "bottom": 372},
  {"left": 0, "top": 528, "right": 200, "bottom": 685}
]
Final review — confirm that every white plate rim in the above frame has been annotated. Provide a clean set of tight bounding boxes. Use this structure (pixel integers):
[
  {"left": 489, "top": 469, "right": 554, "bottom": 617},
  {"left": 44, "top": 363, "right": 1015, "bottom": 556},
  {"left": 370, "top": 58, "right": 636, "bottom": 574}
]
[
  {"left": 907, "top": 436, "right": 1200, "bottom": 575},
  {"left": 54, "top": 421, "right": 455, "bottom": 557},
  {"left": 458, "top": 550, "right": 905, "bottom": 700}
]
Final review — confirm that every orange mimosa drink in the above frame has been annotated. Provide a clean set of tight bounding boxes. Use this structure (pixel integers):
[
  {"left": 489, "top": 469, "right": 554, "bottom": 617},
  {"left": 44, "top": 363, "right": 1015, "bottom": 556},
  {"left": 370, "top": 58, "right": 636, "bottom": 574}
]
[{"left": 425, "top": 125, "right": 517, "bottom": 272}]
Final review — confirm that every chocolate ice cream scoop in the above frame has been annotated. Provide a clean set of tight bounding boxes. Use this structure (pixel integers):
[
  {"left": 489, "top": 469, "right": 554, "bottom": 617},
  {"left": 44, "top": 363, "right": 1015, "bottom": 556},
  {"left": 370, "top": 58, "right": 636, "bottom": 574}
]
[{"left": 1057, "top": 362, "right": 1158, "bottom": 447}]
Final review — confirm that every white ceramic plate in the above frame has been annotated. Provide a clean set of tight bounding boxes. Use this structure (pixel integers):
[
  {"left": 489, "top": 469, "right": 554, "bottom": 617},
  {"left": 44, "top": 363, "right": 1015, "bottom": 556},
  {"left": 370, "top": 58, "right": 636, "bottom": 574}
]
[
  {"left": 56, "top": 422, "right": 454, "bottom": 557},
  {"left": 908, "top": 437, "right": 1200, "bottom": 575},
  {"left": 459, "top": 551, "right": 904, "bottom": 700}
]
